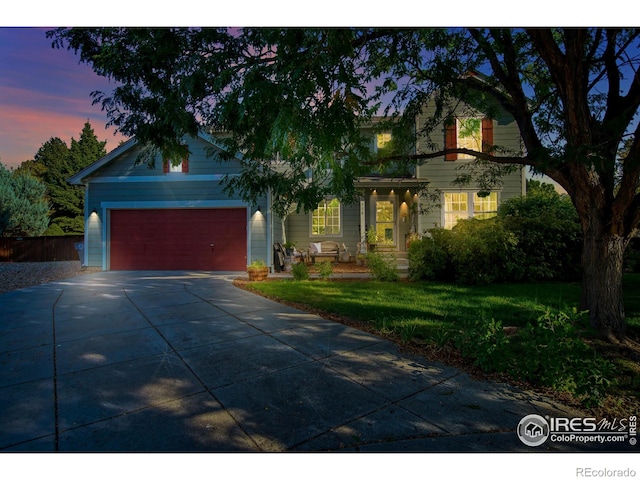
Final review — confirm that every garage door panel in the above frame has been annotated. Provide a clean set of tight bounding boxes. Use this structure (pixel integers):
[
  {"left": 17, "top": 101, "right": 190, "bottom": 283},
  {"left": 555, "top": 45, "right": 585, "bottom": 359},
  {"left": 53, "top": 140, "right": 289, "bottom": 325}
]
[{"left": 110, "top": 209, "right": 247, "bottom": 271}]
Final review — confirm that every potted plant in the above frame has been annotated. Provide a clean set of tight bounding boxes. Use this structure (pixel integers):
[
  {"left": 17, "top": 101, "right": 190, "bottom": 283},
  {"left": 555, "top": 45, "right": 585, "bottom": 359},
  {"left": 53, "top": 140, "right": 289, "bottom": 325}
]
[
  {"left": 367, "top": 227, "right": 378, "bottom": 252},
  {"left": 247, "top": 259, "right": 269, "bottom": 281}
]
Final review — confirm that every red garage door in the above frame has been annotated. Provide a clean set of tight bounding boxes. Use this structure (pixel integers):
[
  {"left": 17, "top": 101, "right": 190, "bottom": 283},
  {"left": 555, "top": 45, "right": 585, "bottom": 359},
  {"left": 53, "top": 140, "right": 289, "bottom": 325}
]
[{"left": 110, "top": 209, "right": 247, "bottom": 271}]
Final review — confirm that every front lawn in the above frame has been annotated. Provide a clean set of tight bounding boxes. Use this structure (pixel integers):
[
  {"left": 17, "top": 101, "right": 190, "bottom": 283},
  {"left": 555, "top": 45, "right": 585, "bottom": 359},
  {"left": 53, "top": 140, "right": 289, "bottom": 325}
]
[{"left": 242, "top": 275, "right": 640, "bottom": 417}]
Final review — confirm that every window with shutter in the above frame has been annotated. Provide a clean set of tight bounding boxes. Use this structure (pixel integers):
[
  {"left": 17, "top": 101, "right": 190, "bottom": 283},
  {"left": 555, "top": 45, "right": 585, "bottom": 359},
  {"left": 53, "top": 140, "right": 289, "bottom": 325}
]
[
  {"left": 445, "top": 117, "right": 493, "bottom": 161},
  {"left": 163, "top": 147, "right": 189, "bottom": 174}
]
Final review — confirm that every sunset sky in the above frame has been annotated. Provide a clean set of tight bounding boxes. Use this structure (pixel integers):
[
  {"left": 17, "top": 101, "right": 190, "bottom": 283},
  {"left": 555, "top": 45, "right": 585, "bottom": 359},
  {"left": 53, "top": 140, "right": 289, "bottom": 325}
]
[
  {"left": 0, "top": 15, "right": 623, "bottom": 170},
  {"left": 0, "top": 27, "right": 128, "bottom": 169}
]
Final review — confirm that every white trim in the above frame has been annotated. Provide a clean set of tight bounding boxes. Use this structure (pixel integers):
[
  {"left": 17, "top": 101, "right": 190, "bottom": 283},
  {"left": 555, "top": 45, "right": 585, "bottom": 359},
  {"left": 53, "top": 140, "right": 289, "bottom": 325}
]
[
  {"left": 82, "top": 183, "right": 90, "bottom": 266},
  {"left": 371, "top": 195, "right": 398, "bottom": 247},
  {"left": 267, "top": 191, "right": 272, "bottom": 269},
  {"left": 101, "top": 200, "right": 247, "bottom": 210},
  {"left": 309, "top": 198, "right": 343, "bottom": 238},
  {"left": 247, "top": 207, "right": 252, "bottom": 266},
  {"left": 441, "top": 190, "right": 500, "bottom": 228},
  {"left": 68, "top": 138, "right": 138, "bottom": 185},
  {"left": 87, "top": 174, "right": 235, "bottom": 183},
  {"left": 359, "top": 200, "right": 366, "bottom": 249}
]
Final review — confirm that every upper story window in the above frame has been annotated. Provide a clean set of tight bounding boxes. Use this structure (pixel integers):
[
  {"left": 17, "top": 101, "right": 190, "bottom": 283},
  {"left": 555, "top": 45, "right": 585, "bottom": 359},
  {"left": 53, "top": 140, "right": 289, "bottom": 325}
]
[
  {"left": 311, "top": 198, "right": 341, "bottom": 236},
  {"left": 445, "top": 117, "right": 493, "bottom": 161},
  {"left": 456, "top": 118, "right": 482, "bottom": 159},
  {"left": 376, "top": 133, "right": 391, "bottom": 150},
  {"left": 163, "top": 147, "right": 189, "bottom": 174},
  {"left": 169, "top": 161, "right": 184, "bottom": 173}
]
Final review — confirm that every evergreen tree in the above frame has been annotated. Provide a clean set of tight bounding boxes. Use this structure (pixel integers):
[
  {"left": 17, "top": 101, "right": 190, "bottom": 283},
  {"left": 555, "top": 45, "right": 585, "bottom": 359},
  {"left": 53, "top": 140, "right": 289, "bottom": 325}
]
[
  {"left": 18, "top": 122, "right": 107, "bottom": 235},
  {"left": 0, "top": 162, "right": 50, "bottom": 237},
  {"left": 69, "top": 121, "right": 107, "bottom": 173}
]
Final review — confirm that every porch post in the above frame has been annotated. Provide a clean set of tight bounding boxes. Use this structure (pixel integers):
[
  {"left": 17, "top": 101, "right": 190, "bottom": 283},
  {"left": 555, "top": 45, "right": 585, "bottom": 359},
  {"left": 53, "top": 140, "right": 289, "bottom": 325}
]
[{"left": 359, "top": 200, "right": 366, "bottom": 253}]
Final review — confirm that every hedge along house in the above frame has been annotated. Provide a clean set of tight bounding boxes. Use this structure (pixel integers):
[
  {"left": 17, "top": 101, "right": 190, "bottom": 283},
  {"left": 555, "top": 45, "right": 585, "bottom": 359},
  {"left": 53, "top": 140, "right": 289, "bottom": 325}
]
[
  {"left": 281, "top": 101, "right": 526, "bottom": 258},
  {"left": 68, "top": 132, "right": 270, "bottom": 271}
]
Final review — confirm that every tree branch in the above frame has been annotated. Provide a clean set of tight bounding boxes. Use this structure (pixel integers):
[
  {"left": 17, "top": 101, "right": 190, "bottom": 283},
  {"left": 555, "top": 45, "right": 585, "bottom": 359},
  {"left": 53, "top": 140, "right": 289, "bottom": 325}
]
[{"left": 364, "top": 149, "right": 529, "bottom": 166}]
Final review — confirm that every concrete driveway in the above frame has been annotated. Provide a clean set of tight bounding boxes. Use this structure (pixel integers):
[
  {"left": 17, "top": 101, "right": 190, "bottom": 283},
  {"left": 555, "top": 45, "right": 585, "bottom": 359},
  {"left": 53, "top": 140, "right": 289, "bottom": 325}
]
[{"left": 0, "top": 271, "right": 615, "bottom": 452}]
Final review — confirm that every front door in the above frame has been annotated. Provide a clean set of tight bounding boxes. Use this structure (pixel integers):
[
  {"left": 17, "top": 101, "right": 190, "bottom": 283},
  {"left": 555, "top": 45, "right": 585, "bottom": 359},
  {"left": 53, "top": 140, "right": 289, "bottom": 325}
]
[{"left": 374, "top": 199, "right": 396, "bottom": 247}]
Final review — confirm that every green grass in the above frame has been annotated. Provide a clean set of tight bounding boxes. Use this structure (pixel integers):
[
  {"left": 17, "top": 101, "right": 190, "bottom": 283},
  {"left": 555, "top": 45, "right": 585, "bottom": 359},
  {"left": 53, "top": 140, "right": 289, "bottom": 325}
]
[
  {"left": 246, "top": 275, "right": 640, "bottom": 413},
  {"left": 249, "top": 279, "right": 578, "bottom": 333},
  {"left": 249, "top": 275, "right": 640, "bottom": 338}
]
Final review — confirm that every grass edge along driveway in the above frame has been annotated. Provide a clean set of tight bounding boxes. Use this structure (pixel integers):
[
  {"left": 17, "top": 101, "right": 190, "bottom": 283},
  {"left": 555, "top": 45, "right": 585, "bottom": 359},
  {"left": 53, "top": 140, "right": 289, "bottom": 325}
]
[{"left": 241, "top": 275, "right": 640, "bottom": 419}]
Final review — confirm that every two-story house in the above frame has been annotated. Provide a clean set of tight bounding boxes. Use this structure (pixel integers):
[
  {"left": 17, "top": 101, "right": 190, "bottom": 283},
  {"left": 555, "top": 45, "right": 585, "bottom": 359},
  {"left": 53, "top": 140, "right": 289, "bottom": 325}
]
[
  {"left": 69, "top": 101, "right": 524, "bottom": 271},
  {"left": 281, "top": 103, "right": 525, "bottom": 260}
]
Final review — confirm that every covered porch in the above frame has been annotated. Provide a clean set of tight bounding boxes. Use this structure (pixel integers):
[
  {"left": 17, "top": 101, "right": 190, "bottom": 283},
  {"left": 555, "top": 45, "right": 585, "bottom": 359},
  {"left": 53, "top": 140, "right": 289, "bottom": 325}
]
[{"left": 355, "top": 177, "right": 424, "bottom": 254}]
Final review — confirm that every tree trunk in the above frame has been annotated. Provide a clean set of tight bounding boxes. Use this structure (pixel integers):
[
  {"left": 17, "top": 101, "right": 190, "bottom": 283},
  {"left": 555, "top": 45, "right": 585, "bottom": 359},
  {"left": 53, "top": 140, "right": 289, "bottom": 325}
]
[{"left": 580, "top": 220, "right": 629, "bottom": 341}]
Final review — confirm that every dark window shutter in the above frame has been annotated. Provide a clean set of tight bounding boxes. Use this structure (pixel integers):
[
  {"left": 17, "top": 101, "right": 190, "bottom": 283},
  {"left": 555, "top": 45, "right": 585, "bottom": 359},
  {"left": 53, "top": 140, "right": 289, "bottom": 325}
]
[
  {"left": 182, "top": 156, "right": 189, "bottom": 173},
  {"left": 482, "top": 118, "right": 494, "bottom": 154},
  {"left": 445, "top": 120, "right": 457, "bottom": 161}
]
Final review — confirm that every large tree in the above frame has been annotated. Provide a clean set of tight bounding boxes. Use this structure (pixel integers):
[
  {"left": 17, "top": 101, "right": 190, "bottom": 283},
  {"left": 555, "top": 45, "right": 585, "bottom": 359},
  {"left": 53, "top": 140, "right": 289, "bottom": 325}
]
[
  {"left": 16, "top": 122, "right": 107, "bottom": 234},
  {"left": 49, "top": 28, "right": 640, "bottom": 341}
]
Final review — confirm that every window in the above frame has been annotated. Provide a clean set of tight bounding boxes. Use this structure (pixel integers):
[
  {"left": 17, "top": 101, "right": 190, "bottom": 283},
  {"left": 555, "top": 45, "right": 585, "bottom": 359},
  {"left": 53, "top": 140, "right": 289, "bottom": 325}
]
[
  {"left": 473, "top": 192, "right": 498, "bottom": 220},
  {"left": 445, "top": 117, "right": 493, "bottom": 161},
  {"left": 443, "top": 191, "right": 498, "bottom": 228},
  {"left": 163, "top": 147, "right": 189, "bottom": 174},
  {"left": 376, "top": 133, "right": 391, "bottom": 149},
  {"left": 444, "top": 192, "right": 469, "bottom": 229},
  {"left": 169, "top": 161, "right": 184, "bottom": 173},
  {"left": 312, "top": 198, "right": 341, "bottom": 236},
  {"left": 456, "top": 118, "right": 482, "bottom": 159}
]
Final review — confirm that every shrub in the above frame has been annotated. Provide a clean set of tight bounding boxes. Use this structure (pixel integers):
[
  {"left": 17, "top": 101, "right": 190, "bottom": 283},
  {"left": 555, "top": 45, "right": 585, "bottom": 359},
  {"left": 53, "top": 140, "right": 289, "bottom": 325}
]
[
  {"left": 506, "top": 309, "right": 616, "bottom": 406},
  {"left": 317, "top": 260, "right": 333, "bottom": 280},
  {"left": 452, "top": 316, "right": 510, "bottom": 372},
  {"left": 408, "top": 183, "right": 583, "bottom": 285},
  {"left": 448, "top": 308, "right": 616, "bottom": 407},
  {"left": 498, "top": 184, "right": 582, "bottom": 281},
  {"left": 407, "top": 229, "right": 454, "bottom": 281},
  {"left": 366, "top": 252, "right": 399, "bottom": 282},
  {"left": 291, "top": 261, "right": 309, "bottom": 281},
  {"left": 448, "top": 217, "right": 522, "bottom": 284}
]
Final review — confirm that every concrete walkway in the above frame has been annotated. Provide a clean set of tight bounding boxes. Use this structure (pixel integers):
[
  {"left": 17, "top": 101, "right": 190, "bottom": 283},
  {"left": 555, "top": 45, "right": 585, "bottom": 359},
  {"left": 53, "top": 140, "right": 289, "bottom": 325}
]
[{"left": 0, "top": 271, "right": 620, "bottom": 452}]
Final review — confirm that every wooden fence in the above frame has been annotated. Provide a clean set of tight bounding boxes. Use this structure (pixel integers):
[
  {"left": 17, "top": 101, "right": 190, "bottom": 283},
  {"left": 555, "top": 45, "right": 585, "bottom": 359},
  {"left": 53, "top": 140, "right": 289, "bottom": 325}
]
[{"left": 0, "top": 236, "right": 85, "bottom": 262}]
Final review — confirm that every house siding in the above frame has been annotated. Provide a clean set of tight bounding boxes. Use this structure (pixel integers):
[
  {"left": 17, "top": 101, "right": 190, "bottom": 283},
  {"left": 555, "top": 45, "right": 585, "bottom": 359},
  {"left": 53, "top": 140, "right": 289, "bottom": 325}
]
[
  {"left": 80, "top": 135, "right": 267, "bottom": 270},
  {"left": 285, "top": 201, "right": 361, "bottom": 258},
  {"left": 280, "top": 102, "right": 525, "bottom": 252},
  {"left": 414, "top": 102, "right": 524, "bottom": 231},
  {"left": 94, "top": 137, "right": 241, "bottom": 177}
]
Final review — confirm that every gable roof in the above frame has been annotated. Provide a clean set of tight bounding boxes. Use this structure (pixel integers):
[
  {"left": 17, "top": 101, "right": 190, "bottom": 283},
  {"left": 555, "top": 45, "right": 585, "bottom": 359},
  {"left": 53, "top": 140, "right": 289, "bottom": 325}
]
[
  {"left": 67, "top": 131, "right": 241, "bottom": 185},
  {"left": 68, "top": 137, "right": 137, "bottom": 185}
]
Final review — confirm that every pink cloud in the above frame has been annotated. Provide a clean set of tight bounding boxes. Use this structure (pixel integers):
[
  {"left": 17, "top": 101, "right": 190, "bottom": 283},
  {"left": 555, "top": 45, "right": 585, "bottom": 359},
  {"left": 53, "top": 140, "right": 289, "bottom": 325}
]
[
  {"left": 0, "top": 93, "right": 127, "bottom": 168},
  {"left": 0, "top": 27, "right": 127, "bottom": 169}
]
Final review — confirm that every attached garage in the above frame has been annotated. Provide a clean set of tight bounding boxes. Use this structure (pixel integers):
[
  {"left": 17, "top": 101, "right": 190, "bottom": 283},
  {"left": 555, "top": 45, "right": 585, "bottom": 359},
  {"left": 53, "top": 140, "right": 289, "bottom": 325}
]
[{"left": 109, "top": 208, "right": 247, "bottom": 271}]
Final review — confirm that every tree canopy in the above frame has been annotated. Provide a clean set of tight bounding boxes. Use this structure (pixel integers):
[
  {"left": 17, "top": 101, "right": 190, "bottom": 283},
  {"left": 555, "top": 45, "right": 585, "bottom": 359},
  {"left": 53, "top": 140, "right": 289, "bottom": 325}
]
[
  {"left": 49, "top": 28, "right": 640, "bottom": 340},
  {"left": 16, "top": 121, "right": 107, "bottom": 235}
]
